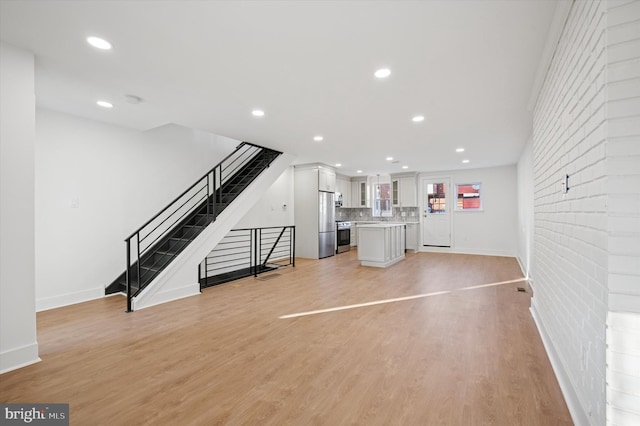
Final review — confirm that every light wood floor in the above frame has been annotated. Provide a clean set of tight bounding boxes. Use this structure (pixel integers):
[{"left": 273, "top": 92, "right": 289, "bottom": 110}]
[{"left": 1, "top": 251, "right": 572, "bottom": 425}]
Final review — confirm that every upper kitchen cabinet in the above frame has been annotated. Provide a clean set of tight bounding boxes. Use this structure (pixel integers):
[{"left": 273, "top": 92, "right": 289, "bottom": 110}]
[
  {"left": 336, "top": 174, "right": 351, "bottom": 207},
  {"left": 391, "top": 174, "right": 417, "bottom": 207},
  {"left": 318, "top": 167, "right": 336, "bottom": 192},
  {"left": 351, "top": 177, "right": 369, "bottom": 207}
]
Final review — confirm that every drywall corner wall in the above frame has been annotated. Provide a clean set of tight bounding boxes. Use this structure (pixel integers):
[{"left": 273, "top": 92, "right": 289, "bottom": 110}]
[
  {"left": 235, "top": 166, "right": 294, "bottom": 229},
  {"left": 34, "top": 109, "right": 239, "bottom": 311},
  {"left": 0, "top": 42, "right": 40, "bottom": 373},
  {"left": 517, "top": 138, "right": 535, "bottom": 281}
]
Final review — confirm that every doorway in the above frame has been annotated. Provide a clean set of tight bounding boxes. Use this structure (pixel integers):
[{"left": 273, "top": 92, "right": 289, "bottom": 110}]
[{"left": 422, "top": 178, "right": 451, "bottom": 247}]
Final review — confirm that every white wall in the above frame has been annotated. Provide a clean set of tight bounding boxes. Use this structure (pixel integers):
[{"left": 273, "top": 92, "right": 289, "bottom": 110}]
[
  {"left": 35, "top": 108, "right": 239, "bottom": 311},
  {"left": 531, "top": 1, "right": 608, "bottom": 424},
  {"left": 517, "top": 137, "right": 535, "bottom": 279},
  {"left": 419, "top": 164, "right": 518, "bottom": 257},
  {"left": 605, "top": 1, "right": 640, "bottom": 424},
  {"left": 235, "top": 166, "right": 294, "bottom": 229},
  {"left": 0, "top": 42, "right": 40, "bottom": 373},
  {"left": 605, "top": 0, "right": 640, "bottom": 315}
]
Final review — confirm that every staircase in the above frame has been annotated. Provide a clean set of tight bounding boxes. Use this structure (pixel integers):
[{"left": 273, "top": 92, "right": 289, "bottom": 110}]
[{"left": 105, "top": 142, "right": 281, "bottom": 311}]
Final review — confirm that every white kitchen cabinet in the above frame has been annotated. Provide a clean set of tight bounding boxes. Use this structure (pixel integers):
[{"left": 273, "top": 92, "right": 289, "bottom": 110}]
[
  {"left": 391, "top": 174, "right": 417, "bottom": 207},
  {"left": 400, "top": 176, "right": 417, "bottom": 207},
  {"left": 405, "top": 223, "right": 419, "bottom": 252},
  {"left": 336, "top": 175, "right": 351, "bottom": 207},
  {"left": 318, "top": 167, "right": 336, "bottom": 192},
  {"left": 357, "top": 223, "right": 406, "bottom": 268},
  {"left": 351, "top": 178, "right": 369, "bottom": 207},
  {"left": 351, "top": 181, "right": 359, "bottom": 207},
  {"left": 392, "top": 179, "right": 400, "bottom": 206}
]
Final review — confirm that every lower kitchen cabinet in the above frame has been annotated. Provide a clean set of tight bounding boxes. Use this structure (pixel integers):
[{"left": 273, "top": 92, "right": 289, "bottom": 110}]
[
  {"left": 357, "top": 223, "right": 405, "bottom": 268},
  {"left": 406, "top": 223, "right": 419, "bottom": 252}
]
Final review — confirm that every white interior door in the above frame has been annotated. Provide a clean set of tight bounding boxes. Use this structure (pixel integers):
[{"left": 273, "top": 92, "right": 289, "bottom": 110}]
[{"left": 422, "top": 178, "right": 451, "bottom": 247}]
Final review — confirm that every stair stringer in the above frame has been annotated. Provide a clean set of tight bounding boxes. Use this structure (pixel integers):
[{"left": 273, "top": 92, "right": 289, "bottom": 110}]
[{"left": 131, "top": 153, "right": 294, "bottom": 310}]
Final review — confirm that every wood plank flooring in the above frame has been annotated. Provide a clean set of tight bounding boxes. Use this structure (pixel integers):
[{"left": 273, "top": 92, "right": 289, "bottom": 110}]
[{"left": 0, "top": 251, "right": 572, "bottom": 425}]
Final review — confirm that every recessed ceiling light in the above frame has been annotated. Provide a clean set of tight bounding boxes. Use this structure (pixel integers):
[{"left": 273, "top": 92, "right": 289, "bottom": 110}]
[
  {"left": 386, "top": 157, "right": 393, "bottom": 161},
  {"left": 402, "top": 165, "right": 409, "bottom": 169},
  {"left": 96, "top": 100, "right": 113, "bottom": 108},
  {"left": 251, "top": 110, "right": 264, "bottom": 117},
  {"left": 313, "top": 136, "right": 323, "bottom": 142},
  {"left": 87, "top": 36, "right": 112, "bottom": 50},
  {"left": 456, "top": 148, "right": 465, "bottom": 153},
  {"left": 335, "top": 163, "right": 342, "bottom": 167},
  {"left": 412, "top": 115, "right": 425, "bottom": 122},
  {"left": 374, "top": 68, "right": 391, "bottom": 79},
  {"left": 357, "top": 170, "right": 363, "bottom": 173},
  {"left": 462, "top": 159, "right": 470, "bottom": 164}
]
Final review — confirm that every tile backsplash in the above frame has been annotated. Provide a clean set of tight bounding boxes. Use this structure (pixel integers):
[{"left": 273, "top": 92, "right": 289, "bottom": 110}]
[{"left": 335, "top": 207, "right": 420, "bottom": 222}]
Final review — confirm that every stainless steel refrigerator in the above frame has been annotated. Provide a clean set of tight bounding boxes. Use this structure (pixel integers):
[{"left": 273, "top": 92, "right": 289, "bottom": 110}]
[{"left": 318, "top": 191, "right": 335, "bottom": 258}]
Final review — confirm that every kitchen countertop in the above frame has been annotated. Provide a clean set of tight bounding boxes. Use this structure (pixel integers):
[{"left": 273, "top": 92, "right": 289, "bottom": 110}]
[
  {"left": 357, "top": 223, "right": 407, "bottom": 228},
  {"left": 352, "top": 221, "right": 419, "bottom": 224}
]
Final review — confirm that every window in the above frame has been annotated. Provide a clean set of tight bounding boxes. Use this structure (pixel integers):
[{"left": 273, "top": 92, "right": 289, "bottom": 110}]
[
  {"left": 372, "top": 175, "right": 392, "bottom": 217},
  {"left": 455, "top": 183, "right": 482, "bottom": 211},
  {"left": 427, "top": 183, "right": 446, "bottom": 214}
]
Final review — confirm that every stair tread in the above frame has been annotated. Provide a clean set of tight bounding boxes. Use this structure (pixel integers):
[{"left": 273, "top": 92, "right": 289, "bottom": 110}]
[
  {"left": 105, "top": 148, "right": 282, "bottom": 303},
  {"left": 155, "top": 250, "right": 178, "bottom": 256}
]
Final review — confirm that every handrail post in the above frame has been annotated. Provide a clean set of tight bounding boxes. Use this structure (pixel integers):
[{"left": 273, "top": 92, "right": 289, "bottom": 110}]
[
  {"left": 212, "top": 169, "right": 217, "bottom": 221},
  {"left": 136, "top": 233, "right": 141, "bottom": 296},
  {"left": 206, "top": 176, "right": 210, "bottom": 223},
  {"left": 249, "top": 229, "right": 254, "bottom": 276},
  {"left": 126, "top": 239, "right": 132, "bottom": 312},
  {"left": 254, "top": 229, "right": 259, "bottom": 277},
  {"left": 216, "top": 167, "right": 221, "bottom": 205},
  {"left": 292, "top": 226, "right": 296, "bottom": 267}
]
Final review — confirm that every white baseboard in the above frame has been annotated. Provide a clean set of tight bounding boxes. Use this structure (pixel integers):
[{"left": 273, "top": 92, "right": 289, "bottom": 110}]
[
  {"left": 516, "top": 256, "right": 535, "bottom": 294},
  {"left": 419, "top": 246, "right": 515, "bottom": 258},
  {"left": 516, "top": 255, "right": 527, "bottom": 278},
  {"left": 530, "top": 303, "right": 589, "bottom": 426},
  {"left": 36, "top": 286, "right": 104, "bottom": 312},
  {"left": 0, "top": 342, "right": 40, "bottom": 374}
]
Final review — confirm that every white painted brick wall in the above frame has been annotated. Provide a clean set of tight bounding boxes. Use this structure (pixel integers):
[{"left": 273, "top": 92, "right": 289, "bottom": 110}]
[
  {"left": 533, "top": 1, "right": 609, "bottom": 425},
  {"left": 607, "top": 312, "right": 640, "bottom": 425},
  {"left": 607, "top": 0, "right": 640, "bottom": 313},
  {"left": 533, "top": 0, "right": 640, "bottom": 424},
  {"left": 606, "top": 0, "right": 640, "bottom": 424}
]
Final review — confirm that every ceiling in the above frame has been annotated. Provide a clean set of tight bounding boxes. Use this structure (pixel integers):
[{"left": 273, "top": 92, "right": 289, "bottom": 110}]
[{"left": 0, "top": 0, "right": 557, "bottom": 176}]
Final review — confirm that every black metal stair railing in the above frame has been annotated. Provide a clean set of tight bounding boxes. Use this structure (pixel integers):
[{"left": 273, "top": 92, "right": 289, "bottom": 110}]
[
  {"left": 199, "top": 226, "right": 295, "bottom": 289},
  {"left": 110, "top": 142, "right": 281, "bottom": 312}
]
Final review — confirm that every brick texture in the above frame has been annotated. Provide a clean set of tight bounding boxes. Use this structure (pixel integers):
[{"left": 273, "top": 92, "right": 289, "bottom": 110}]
[
  {"left": 606, "top": 0, "right": 640, "bottom": 424},
  {"left": 533, "top": 1, "right": 608, "bottom": 424},
  {"left": 533, "top": 0, "right": 640, "bottom": 424}
]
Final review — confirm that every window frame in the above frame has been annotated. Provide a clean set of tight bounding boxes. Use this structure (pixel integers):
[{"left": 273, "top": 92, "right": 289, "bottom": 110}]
[
  {"left": 454, "top": 182, "right": 483, "bottom": 212},
  {"left": 372, "top": 181, "right": 393, "bottom": 217}
]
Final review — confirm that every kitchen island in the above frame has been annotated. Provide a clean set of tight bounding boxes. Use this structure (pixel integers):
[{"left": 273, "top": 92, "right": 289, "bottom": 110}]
[{"left": 357, "top": 223, "right": 405, "bottom": 267}]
